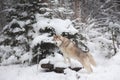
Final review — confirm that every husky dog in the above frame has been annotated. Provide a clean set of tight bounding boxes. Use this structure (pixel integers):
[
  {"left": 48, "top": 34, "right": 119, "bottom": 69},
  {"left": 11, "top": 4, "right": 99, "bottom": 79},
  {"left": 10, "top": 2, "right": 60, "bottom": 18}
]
[{"left": 53, "top": 35, "right": 96, "bottom": 73}]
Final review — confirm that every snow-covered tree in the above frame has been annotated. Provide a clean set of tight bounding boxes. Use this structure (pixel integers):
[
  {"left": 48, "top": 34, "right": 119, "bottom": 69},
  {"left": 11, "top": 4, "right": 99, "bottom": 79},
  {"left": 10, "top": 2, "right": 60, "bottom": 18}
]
[
  {"left": 0, "top": 0, "right": 120, "bottom": 66},
  {"left": 0, "top": 0, "right": 80, "bottom": 65},
  {"left": 0, "top": 0, "right": 54, "bottom": 65}
]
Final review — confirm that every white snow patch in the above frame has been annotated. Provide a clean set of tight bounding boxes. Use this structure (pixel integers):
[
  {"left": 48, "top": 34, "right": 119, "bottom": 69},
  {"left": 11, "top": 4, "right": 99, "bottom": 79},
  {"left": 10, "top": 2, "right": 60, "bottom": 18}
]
[
  {"left": 35, "top": 14, "right": 78, "bottom": 35},
  {"left": 20, "top": 52, "right": 32, "bottom": 63},
  {"left": 31, "top": 34, "right": 54, "bottom": 47},
  {"left": 0, "top": 51, "right": 120, "bottom": 80},
  {"left": 1, "top": 55, "right": 18, "bottom": 65}
]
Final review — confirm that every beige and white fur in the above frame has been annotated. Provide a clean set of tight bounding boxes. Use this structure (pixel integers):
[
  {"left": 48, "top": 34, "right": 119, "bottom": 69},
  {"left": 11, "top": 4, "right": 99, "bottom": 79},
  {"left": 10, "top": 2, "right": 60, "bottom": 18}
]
[{"left": 53, "top": 35, "right": 96, "bottom": 73}]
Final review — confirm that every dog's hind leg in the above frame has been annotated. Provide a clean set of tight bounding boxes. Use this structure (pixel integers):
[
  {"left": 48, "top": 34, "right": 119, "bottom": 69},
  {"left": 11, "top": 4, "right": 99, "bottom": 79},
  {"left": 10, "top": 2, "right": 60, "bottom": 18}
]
[
  {"left": 87, "top": 53, "right": 96, "bottom": 67},
  {"left": 78, "top": 58, "right": 93, "bottom": 73},
  {"left": 67, "top": 57, "right": 71, "bottom": 63},
  {"left": 63, "top": 53, "right": 68, "bottom": 63}
]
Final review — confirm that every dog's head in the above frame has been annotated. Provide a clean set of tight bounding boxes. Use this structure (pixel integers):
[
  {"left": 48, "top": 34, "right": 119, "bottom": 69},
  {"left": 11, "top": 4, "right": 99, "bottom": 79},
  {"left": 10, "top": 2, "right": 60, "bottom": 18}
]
[{"left": 53, "top": 35, "right": 63, "bottom": 47}]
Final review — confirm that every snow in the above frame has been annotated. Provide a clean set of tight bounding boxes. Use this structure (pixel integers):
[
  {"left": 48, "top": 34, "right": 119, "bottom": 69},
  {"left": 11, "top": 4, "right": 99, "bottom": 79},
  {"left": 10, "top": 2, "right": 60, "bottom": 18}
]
[
  {"left": 1, "top": 1, "right": 120, "bottom": 80},
  {"left": 39, "top": 53, "right": 83, "bottom": 69},
  {"left": 49, "top": 19, "right": 78, "bottom": 34},
  {"left": 1, "top": 9, "right": 120, "bottom": 80},
  {"left": 1, "top": 55, "right": 18, "bottom": 65},
  {"left": 0, "top": 51, "right": 120, "bottom": 80},
  {"left": 20, "top": 52, "right": 32, "bottom": 64},
  {"left": 35, "top": 14, "right": 78, "bottom": 35},
  {"left": 12, "top": 27, "right": 24, "bottom": 33},
  {"left": 1, "top": 18, "right": 120, "bottom": 80},
  {"left": 40, "top": 53, "right": 70, "bottom": 68},
  {"left": 31, "top": 33, "right": 54, "bottom": 47}
]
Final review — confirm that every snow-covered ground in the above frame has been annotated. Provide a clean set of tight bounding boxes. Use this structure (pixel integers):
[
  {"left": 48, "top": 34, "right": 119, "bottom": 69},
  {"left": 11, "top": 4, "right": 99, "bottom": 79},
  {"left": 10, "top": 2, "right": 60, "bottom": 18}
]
[
  {"left": 0, "top": 50, "right": 120, "bottom": 80},
  {"left": 0, "top": 14, "right": 120, "bottom": 80}
]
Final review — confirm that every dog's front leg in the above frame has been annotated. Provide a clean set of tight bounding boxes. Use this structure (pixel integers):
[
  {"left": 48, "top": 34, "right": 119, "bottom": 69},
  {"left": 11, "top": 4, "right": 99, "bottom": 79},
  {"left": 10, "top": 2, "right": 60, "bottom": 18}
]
[
  {"left": 63, "top": 53, "right": 71, "bottom": 64},
  {"left": 67, "top": 57, "right": 71, "bottom": 64},
  {"left": 64, "top": 56, "right": 67, "bottom": 63},
  {"left": 63, "top": 53, "right": 68, "bottom": 63}
]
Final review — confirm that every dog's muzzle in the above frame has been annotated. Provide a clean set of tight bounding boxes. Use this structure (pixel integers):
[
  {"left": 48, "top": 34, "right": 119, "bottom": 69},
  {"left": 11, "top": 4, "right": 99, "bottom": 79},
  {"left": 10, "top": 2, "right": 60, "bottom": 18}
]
[{"left": 52, "top": 38, "right": 57, "bottom": 44}]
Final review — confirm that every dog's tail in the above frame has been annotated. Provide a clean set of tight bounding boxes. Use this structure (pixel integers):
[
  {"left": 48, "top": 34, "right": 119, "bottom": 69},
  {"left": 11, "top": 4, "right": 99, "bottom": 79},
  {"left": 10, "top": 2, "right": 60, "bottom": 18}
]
[{"left": 87, "top": 53, "right": 96, "bottom": 67}]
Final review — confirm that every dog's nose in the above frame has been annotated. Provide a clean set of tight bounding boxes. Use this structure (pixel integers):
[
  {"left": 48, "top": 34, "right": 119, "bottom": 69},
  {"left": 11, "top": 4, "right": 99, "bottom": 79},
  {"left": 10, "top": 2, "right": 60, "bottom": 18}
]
[
  {"left": 51, "top": 37, "right": 55, "bottom": 43},
  {"left": 52, "top": 37, "right": 55, "bottom": 41},
  {"left": 52, "top": 38, "right": 54, "bottom": 41},
  {"left": 51, "top": 38, "right": 57, "bottom": 44}
]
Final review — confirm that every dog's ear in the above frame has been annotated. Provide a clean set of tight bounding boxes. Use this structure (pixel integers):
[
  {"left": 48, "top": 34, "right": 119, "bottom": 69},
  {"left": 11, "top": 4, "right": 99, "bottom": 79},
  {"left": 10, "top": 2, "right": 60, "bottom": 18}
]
[
  {"left": 54, "top": 34, "right": 60, "bottom": 38},
  {"left": 53, "top": 35, "right": 56, "bottom": 38},
  {"left": 53, "top": 35, "right": 62, "bottom": 40},
  {"left": 53, "top": 35, "right": 57, "bottom": 38},
  {"left": 53, "top": 35, "right": 56, "bottom": 41},
  {"left": 57, "top": 35, "right": 62, "bottom": 39},
  {"left": 53, "top": 35, "right": 59, "bottom": 41}
]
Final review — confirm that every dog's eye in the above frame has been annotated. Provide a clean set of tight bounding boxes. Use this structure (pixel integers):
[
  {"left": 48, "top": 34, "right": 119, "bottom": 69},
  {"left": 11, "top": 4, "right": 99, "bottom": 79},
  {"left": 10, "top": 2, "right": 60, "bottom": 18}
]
[{"left": 55, "top": 42, "right": 57, "bottom": 44}]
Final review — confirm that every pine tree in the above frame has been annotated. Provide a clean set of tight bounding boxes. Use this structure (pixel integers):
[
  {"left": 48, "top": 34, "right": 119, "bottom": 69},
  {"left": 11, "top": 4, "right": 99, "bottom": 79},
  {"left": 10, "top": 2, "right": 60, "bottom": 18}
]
[{"left": 0, "top": 0, "right": 54, "bottom": 65}]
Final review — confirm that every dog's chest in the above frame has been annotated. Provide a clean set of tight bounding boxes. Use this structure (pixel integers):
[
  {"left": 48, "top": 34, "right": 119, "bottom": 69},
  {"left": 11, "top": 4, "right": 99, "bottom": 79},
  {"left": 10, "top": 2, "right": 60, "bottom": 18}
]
[
  {"left": 60, "top": 47, "right": 66, "bottom": 53},
  {"left": 60, "top": 45, "right": 73, "bottom": 56},
  {"left": 56, "top": 41, "right": 62, "bottom": 47}
]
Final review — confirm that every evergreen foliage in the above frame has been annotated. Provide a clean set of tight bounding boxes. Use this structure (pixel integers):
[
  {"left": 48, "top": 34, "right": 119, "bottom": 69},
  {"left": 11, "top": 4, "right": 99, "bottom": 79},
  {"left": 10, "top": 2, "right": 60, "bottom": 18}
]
[{"left": 0, "top": 0, "right": 120, "bottom": 66}]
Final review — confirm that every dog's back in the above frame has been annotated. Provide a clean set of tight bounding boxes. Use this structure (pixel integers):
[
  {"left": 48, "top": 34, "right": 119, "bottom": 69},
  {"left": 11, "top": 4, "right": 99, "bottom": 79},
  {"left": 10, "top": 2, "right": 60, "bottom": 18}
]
[
  {"left": 87, "top": 52, "right": 96, "bottom": 67},
  {"left": 73, "top": 45, "right": 96, "bottom": 72}
]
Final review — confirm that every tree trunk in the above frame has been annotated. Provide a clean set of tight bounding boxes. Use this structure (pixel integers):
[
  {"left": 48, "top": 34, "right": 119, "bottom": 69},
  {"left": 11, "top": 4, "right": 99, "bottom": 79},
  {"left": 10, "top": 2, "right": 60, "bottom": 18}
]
[
  {"left": 74, "top": 0, "right": 81, "bottom": 20},
  {"left": 0, "top": 0, "right": 6, "bottom": 31},
  {"left": 59, "top": 0, "right": 64, "bottom": 7},
  {"left": 111, "top": 30, "right": 117, "bottom": 56}
]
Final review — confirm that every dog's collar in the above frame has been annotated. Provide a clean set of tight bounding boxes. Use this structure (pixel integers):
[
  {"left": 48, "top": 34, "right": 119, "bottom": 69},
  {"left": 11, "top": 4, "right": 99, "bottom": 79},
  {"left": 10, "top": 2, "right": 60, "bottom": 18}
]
[
  {"left": 59, "top": 39, "right": 70, "bottom": 47},
  {"left": 58, "top": 39, "right": 63, "bottom": 47}
]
